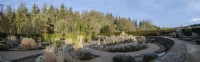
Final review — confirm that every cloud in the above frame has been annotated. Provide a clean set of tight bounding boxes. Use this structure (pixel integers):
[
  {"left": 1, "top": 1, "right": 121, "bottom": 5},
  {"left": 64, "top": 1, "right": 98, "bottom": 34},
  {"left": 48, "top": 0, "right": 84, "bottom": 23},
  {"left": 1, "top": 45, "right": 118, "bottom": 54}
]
[
  {"left": 189, "top": 18, "right": 200, "bottom": 22},
  {"left": 188, "top": 1, "right": 200, "bottom": 10}
]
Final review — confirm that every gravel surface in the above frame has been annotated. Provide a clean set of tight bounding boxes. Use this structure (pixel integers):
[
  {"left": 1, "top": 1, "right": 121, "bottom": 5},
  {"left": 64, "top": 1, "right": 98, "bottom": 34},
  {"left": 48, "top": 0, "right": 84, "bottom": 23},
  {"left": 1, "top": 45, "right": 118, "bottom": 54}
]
[
  {"left": 0, "top": 50, "right": 43, "bottom": 61},
  {"left": 153, "top": 37, "right": 187, "bottom": 62},
  {"left": 82, "top": 43, "right": 159, "bottom": 62},
  {"left": 0, "top": 41, "right": 160, "bottom": 62},
  {"left": 184, "top": 40, "right": 200, "bottom": 62}
]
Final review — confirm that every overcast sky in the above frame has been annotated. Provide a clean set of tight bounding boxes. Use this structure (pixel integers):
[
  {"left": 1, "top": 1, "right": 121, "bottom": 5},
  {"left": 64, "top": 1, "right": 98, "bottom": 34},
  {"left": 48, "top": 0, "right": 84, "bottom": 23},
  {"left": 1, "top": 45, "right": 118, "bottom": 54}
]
[{"left": 1, "top": 0, "right": 200, "bottom": 27}]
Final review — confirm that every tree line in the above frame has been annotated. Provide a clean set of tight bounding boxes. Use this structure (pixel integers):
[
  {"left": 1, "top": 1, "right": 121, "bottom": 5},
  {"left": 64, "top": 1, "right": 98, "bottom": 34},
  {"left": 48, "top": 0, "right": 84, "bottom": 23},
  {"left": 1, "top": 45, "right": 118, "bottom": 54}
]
[{"left": 0, "top": 3, "right": 159, "bottom": 35}]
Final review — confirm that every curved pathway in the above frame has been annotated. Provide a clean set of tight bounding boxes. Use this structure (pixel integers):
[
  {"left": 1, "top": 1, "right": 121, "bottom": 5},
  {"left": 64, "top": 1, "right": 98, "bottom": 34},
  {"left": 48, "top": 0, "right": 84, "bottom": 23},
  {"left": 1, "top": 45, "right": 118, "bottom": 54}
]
[
  {"left": 183, "top": 40, "right": 200, "bottom": 62},
  {"left": 82, "top": 43, "right": 160, "bottom": 62},
  {"left": 0, "top": 42, "right": 159, "bottom": 62},
  {"left": 0, "top": 50, "right": 43, "bottom": 61}
]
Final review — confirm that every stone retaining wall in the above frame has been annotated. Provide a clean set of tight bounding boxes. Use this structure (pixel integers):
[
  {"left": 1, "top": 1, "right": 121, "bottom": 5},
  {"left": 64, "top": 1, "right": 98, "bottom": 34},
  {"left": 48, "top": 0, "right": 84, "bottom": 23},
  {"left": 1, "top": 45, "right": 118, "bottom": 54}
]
[{"left": 148, "top": 36, "right": 187, "bottom": 62}]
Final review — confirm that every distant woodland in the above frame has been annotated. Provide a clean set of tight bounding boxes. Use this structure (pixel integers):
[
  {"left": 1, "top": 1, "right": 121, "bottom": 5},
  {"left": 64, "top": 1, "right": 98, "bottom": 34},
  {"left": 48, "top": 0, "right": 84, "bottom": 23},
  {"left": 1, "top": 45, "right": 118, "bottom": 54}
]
[{"left": 0, "top": 3, "right": 161, "bottom": 35}]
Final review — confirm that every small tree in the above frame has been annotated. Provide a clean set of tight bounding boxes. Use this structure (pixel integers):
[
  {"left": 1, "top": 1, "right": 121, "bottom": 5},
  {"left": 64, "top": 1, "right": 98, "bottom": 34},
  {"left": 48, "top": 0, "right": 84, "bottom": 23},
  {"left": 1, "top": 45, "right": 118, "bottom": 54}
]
[{"left": 100, "top": 25, "right": 113, "bottom": 36}]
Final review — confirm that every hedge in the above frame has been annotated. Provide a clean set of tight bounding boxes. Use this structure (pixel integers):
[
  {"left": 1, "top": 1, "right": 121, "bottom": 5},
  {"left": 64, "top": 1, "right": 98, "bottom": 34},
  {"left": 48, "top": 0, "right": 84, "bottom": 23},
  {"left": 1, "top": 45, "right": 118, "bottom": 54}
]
[
  {"left": 114, "top": 29, "right": 175, "bottom": 36},
  {"left": 192, "top": 28, "right": 200, "bottom": 34},
  {"left": 0, "top": 32, "right": 96, "bottom": 43},
  {"left": 182, "top": 28, "right": 192, "bottom": 36}
]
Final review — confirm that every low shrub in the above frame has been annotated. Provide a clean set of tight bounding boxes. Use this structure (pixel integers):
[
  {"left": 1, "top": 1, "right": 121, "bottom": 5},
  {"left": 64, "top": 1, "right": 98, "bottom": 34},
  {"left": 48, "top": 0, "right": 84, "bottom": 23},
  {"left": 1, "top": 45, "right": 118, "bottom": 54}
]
[
  {"left": 112, "top": 54, "right": 135, "bottom": 62},
  {"left": 75, "top": 49, "right": 97, "bottom": 60},
  {"left": 143, "top": 53, "right": 158, "bottom": 62},
  {"left": 103, "top": 35, "right": 136, "bottom": 46},
  {"left": 20, "top": 38, "right": 36, "bottom": 50},
  {"left": 0, "top": 43, "right": 9, "bottom": 51},
  {"left": 108, "top": 44, "right": 147, "bottom": 52},
  {"left": 182, "top": 28, "right": 192, "bottom": 36},
  {"left": 67, "top": 46, "right": 99, "bottom": 60}
]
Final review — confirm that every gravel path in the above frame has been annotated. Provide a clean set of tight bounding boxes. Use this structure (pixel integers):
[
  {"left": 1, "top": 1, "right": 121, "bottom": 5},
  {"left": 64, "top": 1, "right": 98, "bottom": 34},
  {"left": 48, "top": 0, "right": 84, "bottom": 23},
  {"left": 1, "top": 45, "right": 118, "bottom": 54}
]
[
  {"left": 0, "top": 42, "right": 159, "bottom": 62},
  {"left": 183, "top": 40, "right": 200, "bottom": 62},
  {"left": 0, "top": 50, "right": 43, "bottom": 61},
  {"left": 82, "top": 43, "right": 160, "bottom": 62}
]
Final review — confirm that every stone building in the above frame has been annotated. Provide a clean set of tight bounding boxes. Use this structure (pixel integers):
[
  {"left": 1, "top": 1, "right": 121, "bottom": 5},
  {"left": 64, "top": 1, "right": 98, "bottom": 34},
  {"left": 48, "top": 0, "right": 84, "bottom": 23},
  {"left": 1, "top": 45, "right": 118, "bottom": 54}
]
[{"left": 175, "top": 26, "right": 200, "bottom": 39}]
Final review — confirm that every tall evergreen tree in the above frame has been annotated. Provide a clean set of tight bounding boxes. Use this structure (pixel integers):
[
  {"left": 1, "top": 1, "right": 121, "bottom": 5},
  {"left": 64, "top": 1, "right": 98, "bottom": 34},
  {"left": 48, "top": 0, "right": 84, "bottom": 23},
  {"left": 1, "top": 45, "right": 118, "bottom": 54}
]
[
  {"left": 42, "top": 3, "right": 47, "bottom": 14},
  {"left": 30, "top": 3, "right": 44, "bottom": 34},
  {"left": 1, "top": 3, "right": 160, "bottom": 35},
  {"left": 65, "top": 7, "right": 75, "bottom": 33},
  {"left": 15, "top": 3, "right": 30, "bottom": 33},
  {"left": 47, "top": 4, "right": 56, "bottom": 33},
  {"left": 139, "top": 20, "right": 158, "bottom": 31},
  {"left": 59, "top": 3, "right": 66, "bottom": 19},
  {"left": 74, "top": 11, "right": 81, "bottom": 33},
  {"left": 4, "top": 5, "right": 16, "bottom": 33},
  {"left": 32, "top": 3, "right": 40, "bottom": 15}
]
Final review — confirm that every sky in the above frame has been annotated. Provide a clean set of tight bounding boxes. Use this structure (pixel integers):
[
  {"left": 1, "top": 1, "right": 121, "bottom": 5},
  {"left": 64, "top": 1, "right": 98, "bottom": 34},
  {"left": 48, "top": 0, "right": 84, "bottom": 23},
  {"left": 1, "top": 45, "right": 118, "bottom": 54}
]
[{"left": 1, "top": 0, "right": 200, "bottom": 27}]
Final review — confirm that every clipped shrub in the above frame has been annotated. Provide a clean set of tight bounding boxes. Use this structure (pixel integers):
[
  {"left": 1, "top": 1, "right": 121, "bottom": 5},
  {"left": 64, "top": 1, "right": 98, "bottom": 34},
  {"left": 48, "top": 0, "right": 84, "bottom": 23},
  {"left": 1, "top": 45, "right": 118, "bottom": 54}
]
[
  {"left": 108, "top": 44, "right": 147, "bottom": 52},
  {"left": 182, "top": 28, "right": 192, "bottom": 36},
  {"left": 125, "top": 46, "right": 132, "bottom": 52},
  {"left": 0, "top": 43, "right": 9, "bottom": 51},
  {"left": 112, "top": 54, "right": 135, "bottom": 62},
  {"left": 75, "top": 49, "right": 95, "bottom": 60},
  {"left": 20, "top": 38, "right": 36, "bottom": 50},
  {"left": 143, "top": 53, "right": 158, "bottom": 62}
]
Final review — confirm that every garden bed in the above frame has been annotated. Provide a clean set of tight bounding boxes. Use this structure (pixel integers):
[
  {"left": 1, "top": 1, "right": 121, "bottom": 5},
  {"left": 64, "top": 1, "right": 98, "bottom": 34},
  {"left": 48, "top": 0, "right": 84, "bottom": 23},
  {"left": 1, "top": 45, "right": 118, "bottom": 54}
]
[{"left": 90, "top": 42, "right": 148, "bottom": 52}]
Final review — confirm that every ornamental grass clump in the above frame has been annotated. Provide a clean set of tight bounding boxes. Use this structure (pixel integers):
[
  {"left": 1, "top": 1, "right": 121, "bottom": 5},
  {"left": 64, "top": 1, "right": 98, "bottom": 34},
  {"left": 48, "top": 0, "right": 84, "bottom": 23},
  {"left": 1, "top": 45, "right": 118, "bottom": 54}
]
[
  {"left": 73, "top": 42, "right": 83, "bottom": 51},
  {"left": 103, "top": 38, "right": 106, "bottom": 48},
  {"left": 98, "top": 38, "right": 101, "bottom": 48},
  {"left": 137, "top": 36, "right": 146, "bottom": 45},
  {"left": 120, "top": 31, "right": 127, "bottom": 37},
  {"left": 65, "top": 38, "right": 72, "bottom": 45},
  {"left": 21, "top": 38, "right": 36, "bottom": 50},
  {"left": 44, "top": 46, "right": 57, "bottom": 62},
  {"left": 77, "top": 35, "right": 84, "bottom": 44},
  {"left": 73, "top": 38, "right": 83, "bottom": 51},
  {"left": 6, "top": 35, "right": 17, "bottom": 48}
]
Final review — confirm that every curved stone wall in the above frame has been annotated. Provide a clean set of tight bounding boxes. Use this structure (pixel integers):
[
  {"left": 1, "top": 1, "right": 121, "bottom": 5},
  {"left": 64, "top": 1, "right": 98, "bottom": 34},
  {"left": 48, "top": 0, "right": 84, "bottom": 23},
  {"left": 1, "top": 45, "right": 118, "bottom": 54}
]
[{"left": 148, "top": 36, "right": 187, "bottom": 62}]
